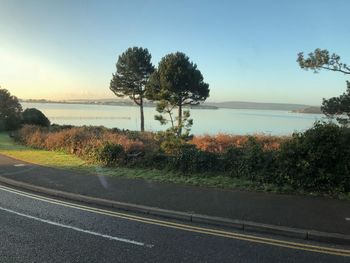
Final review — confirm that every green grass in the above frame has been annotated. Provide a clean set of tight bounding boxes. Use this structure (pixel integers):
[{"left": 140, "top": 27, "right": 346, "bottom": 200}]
[
  {"left": 0, "top": 133, "right": 89, "bottom": 171},
  {"left": 1, "top": 132, "right": 349, "bottom": 199}
]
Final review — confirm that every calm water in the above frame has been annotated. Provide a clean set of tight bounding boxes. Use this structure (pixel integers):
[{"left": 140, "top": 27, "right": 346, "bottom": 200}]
[{"left": 22, "top": 102, "right": 325, "bottom": 135}]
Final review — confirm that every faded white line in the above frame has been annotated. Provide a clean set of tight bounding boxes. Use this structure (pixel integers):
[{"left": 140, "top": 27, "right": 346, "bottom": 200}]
[
  {"left": 0, "top": 206, "right": 153, "bottom": 248},
  {"left": 1, "top": 166, "right": 36, "bottom": 176}
]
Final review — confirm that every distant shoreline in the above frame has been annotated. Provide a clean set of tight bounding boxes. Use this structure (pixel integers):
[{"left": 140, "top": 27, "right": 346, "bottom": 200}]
[
  {"left": 291, "top": 106, "right": 322, "bottom": 114},
  {"left": 20, "top": 100, "right": 219, "bottom": 110},
  {"left": 20, "top": 99, "right": 321, "bottom": 113}
]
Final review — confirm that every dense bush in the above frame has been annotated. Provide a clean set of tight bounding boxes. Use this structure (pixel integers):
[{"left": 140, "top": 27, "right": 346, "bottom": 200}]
[
  {"left": 136, "top": 152, "right": 169, "bottom": 169},
  {"left": 97, "top": 143, "right": 125, "bottom": 166},
  {"left": 223, "top": 138, "right": 277, "bottom": 182},
  {"left": 168, "top": 144, "right": 222, "bottom": 174},
  {"left": 22, "top": 108, "right": 50, "bottom": 127},
  {"left": 14, "top": 125, "right": 48, "bottom": 148},
  {"left": 277, "top": 122, "right": 350, "bottom": 192},
  {"left": 156, "top": 129, "right": 187, "bottom": 155},
  {"left": 50, "top": 124, "right": 74, "bottom": 132}
]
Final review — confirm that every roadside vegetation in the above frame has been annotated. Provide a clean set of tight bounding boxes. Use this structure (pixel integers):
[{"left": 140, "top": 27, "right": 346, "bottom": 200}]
[
  {"left": 0, "top": 131, "right": 282, "bottom": 193},
  {"left": 7, "top": 122, "right": 350, "bottom": 199}
]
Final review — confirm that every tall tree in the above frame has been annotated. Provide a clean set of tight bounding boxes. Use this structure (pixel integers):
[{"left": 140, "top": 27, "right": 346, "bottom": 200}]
[
  {"left": 147, "top": 52, "right": 209, "bottom": 135},
  {"left": 0, "top": 88, "right": 22, "bottom": 131},
  {"left": 297, "top": 48, "right": 350, "bottom": 125},
  {"left": 110, "top": 47, "right": 154, "bottom": 131}
]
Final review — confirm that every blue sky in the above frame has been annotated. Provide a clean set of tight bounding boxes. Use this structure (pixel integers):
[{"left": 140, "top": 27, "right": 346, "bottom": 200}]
[{"left": 0, "top": 0, "right": 349, "bottom": 104}]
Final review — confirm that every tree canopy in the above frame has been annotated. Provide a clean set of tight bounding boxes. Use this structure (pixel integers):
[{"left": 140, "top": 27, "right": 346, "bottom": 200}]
[
  {"left": 297, "top": 48, "right": 350, "bottom": 125},
  {"left": 147, "top": 52, "right": 209, "bottom": 106},
  {"left": 321, "top": 81, "right": 350, "bottom": 126},
  {"left": 0, "top": 88, "right": 22, "bottom": 131},
  {"left": 147, "top": 52, "right": 209, "bottom": 134},
  {"left": 110, "top": 47, "right": 154, "bottom": 131}
]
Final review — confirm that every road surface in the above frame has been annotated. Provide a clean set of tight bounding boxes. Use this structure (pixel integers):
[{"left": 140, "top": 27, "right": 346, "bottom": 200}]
[{"left": 0, "top": 184, "right": 349, "bottom": 262}]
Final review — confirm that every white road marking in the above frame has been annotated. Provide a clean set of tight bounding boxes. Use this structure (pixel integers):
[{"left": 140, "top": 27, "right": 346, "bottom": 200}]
[
  {"left": 346, "top": 218, "right": 350, "bottom": 221},
  {"left": 14, "top": 164, "right": 26, "bottom": 167},
  {"left": 0, "top": 206, "right": 153, "bottom": 248}
]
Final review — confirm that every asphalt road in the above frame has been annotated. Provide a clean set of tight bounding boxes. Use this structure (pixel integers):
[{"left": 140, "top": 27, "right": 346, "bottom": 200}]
[
  {"left": 0, "top": 185, "right": 349, "bottom": 262},
  {"left": 1, "top": 154, "right": 350, "bottom": 235},
  {"left": 0, "top": 155, "right": 350, "bottom": 235}
]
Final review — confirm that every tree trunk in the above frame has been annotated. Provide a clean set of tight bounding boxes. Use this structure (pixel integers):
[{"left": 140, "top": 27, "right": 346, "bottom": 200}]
[
  {"left": 178, "top": 103, "right": 182, "bottom": 136},
  {"left": 140, "top": 97, "right": 145, "bottom": 132}
]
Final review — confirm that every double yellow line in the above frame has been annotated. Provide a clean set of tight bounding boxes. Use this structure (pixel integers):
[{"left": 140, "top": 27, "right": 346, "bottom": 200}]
[{"left": 0, "top": 184, "right": 349, "bottom": 257}]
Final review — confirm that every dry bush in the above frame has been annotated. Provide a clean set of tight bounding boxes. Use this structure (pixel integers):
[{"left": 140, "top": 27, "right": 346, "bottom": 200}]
[
  {"left": 190, "top": 133, "right": 287, "bottom": 153},
  {"left": 15, "top": 125, "right": 48, "bottom": 148},
  {"left": 16, "top": 125, "right": 146, "bottom": 157}
]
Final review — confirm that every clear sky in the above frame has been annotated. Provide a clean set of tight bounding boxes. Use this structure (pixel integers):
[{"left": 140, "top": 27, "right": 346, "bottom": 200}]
[{"left": 0, "top": 0, "right": 349, "bottom": 104}]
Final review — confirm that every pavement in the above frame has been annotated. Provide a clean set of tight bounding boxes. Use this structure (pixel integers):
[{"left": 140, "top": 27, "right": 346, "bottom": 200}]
[
  {"left": 0, "top": 153, "right": 349, "bottom": 239},
  {"left": 1, "top": 184, "right": 348, "bottom": 262}
]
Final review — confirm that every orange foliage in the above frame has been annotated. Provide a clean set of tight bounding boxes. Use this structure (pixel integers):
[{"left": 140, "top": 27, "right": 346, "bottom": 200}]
[
  {"left": 16, "top": 125, "right": 146, "bottom": 155},
  {"left": 189, "top": 133, "right": 287, "bottom": 153}
]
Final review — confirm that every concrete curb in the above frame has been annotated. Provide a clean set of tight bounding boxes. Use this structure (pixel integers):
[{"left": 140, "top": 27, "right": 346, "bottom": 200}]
[{"left": 0, "top": 175, "right": 349, "bottom": 246}]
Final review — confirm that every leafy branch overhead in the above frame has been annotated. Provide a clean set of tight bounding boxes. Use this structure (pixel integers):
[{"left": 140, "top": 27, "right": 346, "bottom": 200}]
[
  {"left": 297, "top": 48, "right": 350, "bottom": 125},
  {"left": 297, "top": 48, "right": 350, "bottom": 75}
]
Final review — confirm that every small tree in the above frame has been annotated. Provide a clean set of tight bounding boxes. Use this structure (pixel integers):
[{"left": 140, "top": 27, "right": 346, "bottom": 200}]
[
  {"left": 110, "top": 47, "right": 154, "bottom": 131},
  {"left": 297, "top": 49, "right": 350, "bottom": 125},
  {"left": 22, "top": 108, "right": 50, "bottom": 127},
  {"left": 0, "top": 88, "right": 22, "bottom": 131},
  {"left": 154, "top": 100, "right": 193, "bottom": 135},
  {"left": 147, "top": 52, "right": 209, "bottom": 135}
]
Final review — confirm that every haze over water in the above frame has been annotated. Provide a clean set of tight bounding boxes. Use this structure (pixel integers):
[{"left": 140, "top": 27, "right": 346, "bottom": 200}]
[{"left": 23, "top": 102, "right": 325, "bottom": 135}]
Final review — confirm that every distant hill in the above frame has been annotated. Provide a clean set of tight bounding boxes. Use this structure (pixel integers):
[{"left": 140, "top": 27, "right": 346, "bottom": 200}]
[
  {"left": 21, "top": 98, "right": 322, "bottom": 112},
  {"left": 205, "top": 101, "right": 311, "bottom": 111}
]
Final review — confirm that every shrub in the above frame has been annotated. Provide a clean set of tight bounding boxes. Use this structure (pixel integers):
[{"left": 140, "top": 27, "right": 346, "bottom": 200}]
[
  {"left": 136, "top": 152, "right": 169, "bottom": 169},
  {"left": 97, "top": 143, "right": 125, "bottom": 166},
  {"left": 190, "top": 133, "right": 285, "bottom": 153},
  {"left": 22, "top": 108, "right": 50, "bottom": 127},
  {"left": 168, "top": 144, "right": 222, "bottom": 174},
  {"left": 222, "top": 147, "right": 245, "bottom": 177},
  {"left": 223, "top": 137, "right": 276, "bottom": 181},
  {"left": 277, "top": 122, "right": 350, "bottom": 192},
  {"left": 14, "top": 125, "right": 146, "bottom": 161},
  {"left": 14, "top": 125, "right": 48, "bottom": 148},
  {"left": 50, "top": 124, "right": 74, "bottom": 132},
  {"left": 156, "top": 130, "right": 187, "bottom": 155}
]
